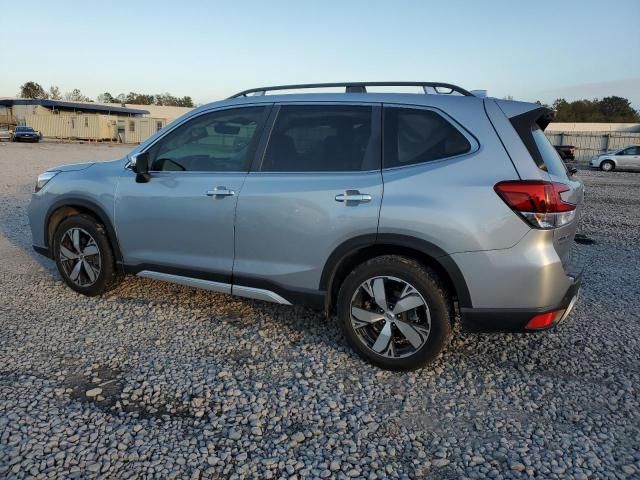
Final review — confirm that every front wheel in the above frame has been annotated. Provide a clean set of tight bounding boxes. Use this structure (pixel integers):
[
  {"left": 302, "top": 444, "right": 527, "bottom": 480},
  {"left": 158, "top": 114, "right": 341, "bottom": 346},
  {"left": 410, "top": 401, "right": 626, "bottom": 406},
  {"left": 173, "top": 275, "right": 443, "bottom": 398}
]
[
  {"left": 600, "top": 160, "right": 614, "bottom": 172},
  {"left": 53, "top": 215, "right": 120, "bottom": 296},
  {"left": 337, "top": 255, "right": 453, "bottom": 370}
]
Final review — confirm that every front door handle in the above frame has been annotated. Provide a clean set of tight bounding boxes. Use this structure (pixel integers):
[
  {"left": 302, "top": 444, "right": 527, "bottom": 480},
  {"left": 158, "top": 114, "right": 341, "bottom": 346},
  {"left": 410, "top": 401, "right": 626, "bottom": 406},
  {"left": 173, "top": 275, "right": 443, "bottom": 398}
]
[
  {"left": 335, "top": 190, "right": 372, "bottom": 204},
  {"left": 206, "top": 186, "right": 235, "bottom": 197}
]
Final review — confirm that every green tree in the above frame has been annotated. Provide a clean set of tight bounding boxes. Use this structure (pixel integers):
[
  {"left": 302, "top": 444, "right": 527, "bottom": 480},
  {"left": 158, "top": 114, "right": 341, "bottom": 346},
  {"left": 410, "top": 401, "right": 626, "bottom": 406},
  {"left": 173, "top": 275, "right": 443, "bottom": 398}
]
[
  {"left": 153, "top": 93, "right": 194, "bottom": 107},
  {"left": 97, "top": 92, "right": 116, "bottom": 103},
  {"left": 177, "top": 96, "right": 194, "bottom": 107},
  {"left": 598, "top": 96, "right": 639, "bottom": 122},
  {"left": 124, "top": 92, "right": 154, "bottom": 105},
  {"left": 48, "top": 85, "right": 62, "bottom": 100},
  {"left": 65, "top": 88, "right": 92, "bottom": 102},
  {"left": 19, "top": 81, "right": 48, "bottom": 99},
  {"left": 553, "top": 97, "right": 639, "bottom": 122},
  {"left": 154, "top": 93, "right": 178, "bottom": 106}
]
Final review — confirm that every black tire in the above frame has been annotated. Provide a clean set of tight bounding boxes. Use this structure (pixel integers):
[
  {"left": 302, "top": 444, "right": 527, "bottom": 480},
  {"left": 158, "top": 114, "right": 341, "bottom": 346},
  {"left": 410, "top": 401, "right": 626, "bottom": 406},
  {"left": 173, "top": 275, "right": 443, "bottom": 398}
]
[
  {"left": 337, "top": 255, "right": 453, "bottom": 370},
  {"left": 600, "top": 160, "right": 614, "bottom": 172},
  {"left": 52, "top": 214, "right": 120, "bottom": 296}
]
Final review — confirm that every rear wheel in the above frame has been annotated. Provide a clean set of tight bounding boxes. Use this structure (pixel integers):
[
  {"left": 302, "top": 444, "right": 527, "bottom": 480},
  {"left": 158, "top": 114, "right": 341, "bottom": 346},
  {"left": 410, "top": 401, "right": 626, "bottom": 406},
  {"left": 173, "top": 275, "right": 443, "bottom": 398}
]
[
  {"left": 600, "top": 160, "right": 614, "bottom": 172},
  {"left": 53, "top": 215, "right": 120, "bottom": 296},
  {"left": 337, "top": 255, "right": 453, "bottom": 370}
]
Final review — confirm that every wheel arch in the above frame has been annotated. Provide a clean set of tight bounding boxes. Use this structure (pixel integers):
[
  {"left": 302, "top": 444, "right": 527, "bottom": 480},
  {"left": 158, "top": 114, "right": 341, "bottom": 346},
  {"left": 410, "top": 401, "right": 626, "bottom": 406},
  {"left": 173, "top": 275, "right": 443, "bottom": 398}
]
[
  {"left": 45, "top": 198, "right": 123, "bottom": 270},
  {"left": 600, "top": 157, "right": 617, "bottom": 168},
  {"left": 321, "top": 233, "right": 472, "bottom": 316}
]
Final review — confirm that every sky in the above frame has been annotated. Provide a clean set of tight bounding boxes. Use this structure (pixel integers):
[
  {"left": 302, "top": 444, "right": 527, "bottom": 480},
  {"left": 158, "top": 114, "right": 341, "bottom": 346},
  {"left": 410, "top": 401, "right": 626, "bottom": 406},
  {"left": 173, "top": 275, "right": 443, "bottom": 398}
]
[{"left": 1, "top": 0, "right": 639, "bottom": 107}]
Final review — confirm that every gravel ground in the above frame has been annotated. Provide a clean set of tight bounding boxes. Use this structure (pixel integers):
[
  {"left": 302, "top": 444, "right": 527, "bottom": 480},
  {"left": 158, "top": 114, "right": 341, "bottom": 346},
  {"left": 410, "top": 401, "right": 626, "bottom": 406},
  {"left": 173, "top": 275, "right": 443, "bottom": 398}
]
[{"left": 0, "top": 142, "right": 639, "bottom": 480}]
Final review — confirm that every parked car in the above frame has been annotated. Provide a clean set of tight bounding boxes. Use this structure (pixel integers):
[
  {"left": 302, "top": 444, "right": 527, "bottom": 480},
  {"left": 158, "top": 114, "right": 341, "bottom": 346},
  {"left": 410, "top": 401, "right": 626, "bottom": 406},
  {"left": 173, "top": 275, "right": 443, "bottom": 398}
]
[
  {"left": 11, "top": 126, "right": 42, "bottom": 142},
  {"left": 0, "top": 126, "right": 10, "bottom": 141},
  {"left": 590, "top": 145, "right": 640, "bottom": 171},
  {"left": 28, "top": 82, "right": 584, "bottom": 370},
  {"left": 554, "top": 144, "right": 575, "bottom": 162}
]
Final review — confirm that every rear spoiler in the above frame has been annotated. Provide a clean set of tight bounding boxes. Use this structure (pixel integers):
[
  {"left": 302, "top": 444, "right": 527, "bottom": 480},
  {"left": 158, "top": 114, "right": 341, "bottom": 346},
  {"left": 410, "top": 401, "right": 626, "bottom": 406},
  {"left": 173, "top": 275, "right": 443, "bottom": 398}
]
[{"left": 499, "top": 103, "right": 556, "bottom": 169}]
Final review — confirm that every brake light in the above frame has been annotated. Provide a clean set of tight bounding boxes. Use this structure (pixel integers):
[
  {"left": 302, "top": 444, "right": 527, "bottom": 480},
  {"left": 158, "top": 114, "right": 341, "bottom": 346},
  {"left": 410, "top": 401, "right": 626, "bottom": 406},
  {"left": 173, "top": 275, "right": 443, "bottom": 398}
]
[{"left": 494, "top": 180, "right": 576, "bottom": 229}]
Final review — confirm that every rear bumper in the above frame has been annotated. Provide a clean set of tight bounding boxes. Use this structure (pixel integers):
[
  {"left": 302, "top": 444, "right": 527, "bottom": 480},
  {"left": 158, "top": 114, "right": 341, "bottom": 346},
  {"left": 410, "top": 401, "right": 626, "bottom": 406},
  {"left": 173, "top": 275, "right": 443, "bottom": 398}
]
[{"left": 460, "top": 273, "right": 582, "bottom": 332}]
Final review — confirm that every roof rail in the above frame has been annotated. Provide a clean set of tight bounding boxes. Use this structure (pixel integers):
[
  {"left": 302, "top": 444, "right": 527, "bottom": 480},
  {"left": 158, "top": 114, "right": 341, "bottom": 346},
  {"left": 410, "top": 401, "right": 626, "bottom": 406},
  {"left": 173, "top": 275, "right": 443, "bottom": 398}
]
[{"left": 229, "top": 82, "right": 473, "bottom": 99}]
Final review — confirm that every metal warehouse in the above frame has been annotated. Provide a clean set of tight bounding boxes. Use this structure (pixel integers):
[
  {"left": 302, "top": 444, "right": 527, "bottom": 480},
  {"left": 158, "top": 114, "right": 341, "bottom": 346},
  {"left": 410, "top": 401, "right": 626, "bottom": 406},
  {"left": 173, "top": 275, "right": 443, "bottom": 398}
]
[{"left": 0, "top": 98, "right": 178, "bottom": 143}]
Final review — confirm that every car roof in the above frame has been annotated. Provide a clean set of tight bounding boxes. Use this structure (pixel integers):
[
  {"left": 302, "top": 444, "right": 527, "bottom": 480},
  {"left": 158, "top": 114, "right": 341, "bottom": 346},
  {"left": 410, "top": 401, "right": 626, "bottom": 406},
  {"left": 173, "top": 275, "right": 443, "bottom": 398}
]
[{"left": 190, "top": 92, "right": 541, "bottom": 121}]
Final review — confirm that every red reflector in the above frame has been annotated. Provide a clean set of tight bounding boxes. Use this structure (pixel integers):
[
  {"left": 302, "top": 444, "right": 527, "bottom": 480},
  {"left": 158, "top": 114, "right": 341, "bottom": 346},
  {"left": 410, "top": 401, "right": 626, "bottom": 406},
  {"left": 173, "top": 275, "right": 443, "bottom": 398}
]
[
  {"left": 526, "top": 311, "right": 562, "bottom": 330},
  {"left": 494, "top": 180, "right": 576, "bottom": 213}
]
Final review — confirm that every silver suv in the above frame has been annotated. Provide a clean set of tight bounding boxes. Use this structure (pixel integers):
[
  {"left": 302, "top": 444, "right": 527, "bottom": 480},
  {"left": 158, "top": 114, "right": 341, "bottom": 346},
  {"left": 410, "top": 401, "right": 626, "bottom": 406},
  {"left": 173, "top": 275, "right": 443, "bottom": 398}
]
[{"left": 28, "top": 82, "right": 584, "bottom": 370}]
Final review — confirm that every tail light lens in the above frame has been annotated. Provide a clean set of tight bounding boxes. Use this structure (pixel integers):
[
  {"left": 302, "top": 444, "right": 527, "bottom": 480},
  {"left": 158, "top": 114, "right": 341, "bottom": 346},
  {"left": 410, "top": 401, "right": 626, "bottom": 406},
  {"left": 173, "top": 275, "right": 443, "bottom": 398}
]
[{"left": 494, "top": 180, "right": 577, "bottom": 229}]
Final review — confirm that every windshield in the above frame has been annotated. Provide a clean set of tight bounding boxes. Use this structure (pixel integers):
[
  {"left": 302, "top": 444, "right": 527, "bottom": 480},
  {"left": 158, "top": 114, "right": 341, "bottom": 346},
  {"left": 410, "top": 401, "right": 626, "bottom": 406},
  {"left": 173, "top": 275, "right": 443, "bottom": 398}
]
[
  {"left": 17, "top": 127, "right": 34, "bottom": 132},
  {"left": 532, "top": 125, "right": 568, "bottom": 178}
]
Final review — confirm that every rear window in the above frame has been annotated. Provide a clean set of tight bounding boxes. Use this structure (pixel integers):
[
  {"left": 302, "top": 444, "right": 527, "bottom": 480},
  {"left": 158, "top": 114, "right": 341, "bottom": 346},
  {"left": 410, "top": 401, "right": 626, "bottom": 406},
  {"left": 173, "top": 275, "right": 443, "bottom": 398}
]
[
  {"left": 383, "top": 107, "right": 470, "bottom": 169},
  {"left": 531, "top": 124, "right": 568, "bottom": 178}
]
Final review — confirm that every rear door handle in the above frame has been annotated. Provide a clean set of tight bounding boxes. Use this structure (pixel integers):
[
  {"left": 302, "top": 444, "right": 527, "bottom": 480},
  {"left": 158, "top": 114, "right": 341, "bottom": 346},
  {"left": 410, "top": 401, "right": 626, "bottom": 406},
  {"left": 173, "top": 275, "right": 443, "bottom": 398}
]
[
  {"left": 206, "top": 186, "right": 235, "bottom": 197},
  {"left": 335, "top": 190, "right": 372, "bottom": 204}
]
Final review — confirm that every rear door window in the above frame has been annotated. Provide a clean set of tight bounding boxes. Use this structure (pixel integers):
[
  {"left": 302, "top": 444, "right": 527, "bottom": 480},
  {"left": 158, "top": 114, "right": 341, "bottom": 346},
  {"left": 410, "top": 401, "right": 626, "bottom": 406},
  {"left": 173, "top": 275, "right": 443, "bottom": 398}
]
[
  {"left": 261, "top": 105, "right": 378, "bottom": 172},
  {"left": 383, "top": 107, "right": 471, "bottom": 169}
]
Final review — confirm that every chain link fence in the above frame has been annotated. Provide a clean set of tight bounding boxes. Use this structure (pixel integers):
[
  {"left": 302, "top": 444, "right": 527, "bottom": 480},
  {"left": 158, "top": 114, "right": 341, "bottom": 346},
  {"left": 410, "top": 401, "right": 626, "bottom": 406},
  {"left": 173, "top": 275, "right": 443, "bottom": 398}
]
[{"left": 545, "top": 131, "right": 640, "bottom": 163}]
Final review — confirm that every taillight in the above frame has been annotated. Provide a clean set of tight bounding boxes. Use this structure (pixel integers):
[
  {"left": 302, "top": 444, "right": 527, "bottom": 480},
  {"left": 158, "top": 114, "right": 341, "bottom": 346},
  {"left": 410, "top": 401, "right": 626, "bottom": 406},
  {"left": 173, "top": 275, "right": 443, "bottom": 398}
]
[{"left": 494, "top": 180, "right": 577, "bottom": 229}]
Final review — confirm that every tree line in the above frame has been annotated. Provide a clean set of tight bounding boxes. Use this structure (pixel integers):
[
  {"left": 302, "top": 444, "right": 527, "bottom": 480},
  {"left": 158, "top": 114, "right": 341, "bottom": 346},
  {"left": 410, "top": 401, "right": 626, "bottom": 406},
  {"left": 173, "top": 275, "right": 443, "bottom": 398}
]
[
  {"left": 17, "top": 81, "right": 194, "bottom": 108},
  {"left": 552, "top": 96, "right": 639, "bottom": 123}
]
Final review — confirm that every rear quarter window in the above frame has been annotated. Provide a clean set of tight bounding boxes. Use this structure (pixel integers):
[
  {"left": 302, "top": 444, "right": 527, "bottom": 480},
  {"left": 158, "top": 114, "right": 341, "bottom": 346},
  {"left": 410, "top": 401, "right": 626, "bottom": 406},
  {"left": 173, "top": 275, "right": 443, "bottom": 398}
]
[{"left": 383, "top": 107, "right": 471, "bottom": 169}]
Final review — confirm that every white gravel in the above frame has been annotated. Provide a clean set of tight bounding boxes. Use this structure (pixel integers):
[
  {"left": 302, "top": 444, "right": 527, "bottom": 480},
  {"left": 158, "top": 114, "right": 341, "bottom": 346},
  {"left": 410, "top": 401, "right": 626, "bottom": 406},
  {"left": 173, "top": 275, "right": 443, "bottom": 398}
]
[{"left": 1, "top": 143, "right": 639, "bottom": 479}]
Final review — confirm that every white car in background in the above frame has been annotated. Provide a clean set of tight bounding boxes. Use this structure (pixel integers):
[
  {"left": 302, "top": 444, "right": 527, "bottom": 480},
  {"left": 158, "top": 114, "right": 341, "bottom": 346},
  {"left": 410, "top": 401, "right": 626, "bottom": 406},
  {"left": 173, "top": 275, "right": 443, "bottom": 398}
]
[{"left": 590, "top": 145, "right": 640, "bottom": 171}]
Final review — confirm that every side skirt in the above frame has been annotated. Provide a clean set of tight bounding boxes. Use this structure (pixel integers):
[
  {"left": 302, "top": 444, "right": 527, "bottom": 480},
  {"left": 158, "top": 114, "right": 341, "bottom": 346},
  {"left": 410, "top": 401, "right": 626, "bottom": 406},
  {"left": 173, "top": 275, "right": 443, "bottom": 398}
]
[{"left": 133, "top": 269, "right": 311, "bottom": 307}]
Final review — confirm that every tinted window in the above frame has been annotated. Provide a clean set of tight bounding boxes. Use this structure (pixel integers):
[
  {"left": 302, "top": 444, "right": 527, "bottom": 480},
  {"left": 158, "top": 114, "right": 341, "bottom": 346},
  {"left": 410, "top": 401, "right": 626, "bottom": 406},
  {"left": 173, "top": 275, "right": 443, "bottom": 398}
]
[
  {"left": 383, "top": 107, "right": 470, "bottom": 168},
  {"left": 620, "top": 147, "right": 640, "bottom": 155},
  {"left": 149, "top": 107, "right": 266, "bottom": 172},
  {"left": 262, "top": 105, "right": 376, "bottom": 172},
  {"left": 531, "top": 125, "right": 568, "bottom": 178}
]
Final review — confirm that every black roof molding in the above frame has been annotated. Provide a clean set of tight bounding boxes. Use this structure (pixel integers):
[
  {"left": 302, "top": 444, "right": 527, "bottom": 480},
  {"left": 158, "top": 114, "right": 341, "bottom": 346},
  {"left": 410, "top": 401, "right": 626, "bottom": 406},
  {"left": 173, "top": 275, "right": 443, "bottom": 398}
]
[{"left": 229, "top": 82, "right": 473, "bottom": 98}]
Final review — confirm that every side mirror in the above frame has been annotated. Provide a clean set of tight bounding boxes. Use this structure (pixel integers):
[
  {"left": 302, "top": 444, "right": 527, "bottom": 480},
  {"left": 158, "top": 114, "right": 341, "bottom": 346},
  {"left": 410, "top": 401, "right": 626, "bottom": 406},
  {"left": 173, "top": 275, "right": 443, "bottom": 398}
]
[
  {"left": 568, "top": 166, "right": 578, "bottom": 176},
  {"left": 131, "top": 152, "right": 151, "bottom": 183}
]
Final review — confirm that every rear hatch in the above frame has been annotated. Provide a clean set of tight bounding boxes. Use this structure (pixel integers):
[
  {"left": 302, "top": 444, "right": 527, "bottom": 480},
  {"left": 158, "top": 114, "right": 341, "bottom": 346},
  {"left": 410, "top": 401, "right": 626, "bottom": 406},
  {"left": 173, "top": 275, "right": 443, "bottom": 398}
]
[{"left": 492, "top": 100, "right": 585, "bottom": 268}]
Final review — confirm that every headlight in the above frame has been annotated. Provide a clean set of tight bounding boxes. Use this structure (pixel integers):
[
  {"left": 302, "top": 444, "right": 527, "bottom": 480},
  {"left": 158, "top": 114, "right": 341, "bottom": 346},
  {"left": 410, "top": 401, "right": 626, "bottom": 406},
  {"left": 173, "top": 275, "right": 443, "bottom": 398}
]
[{"left": 35, "top": 171, "right": 59, "bottom": 192}]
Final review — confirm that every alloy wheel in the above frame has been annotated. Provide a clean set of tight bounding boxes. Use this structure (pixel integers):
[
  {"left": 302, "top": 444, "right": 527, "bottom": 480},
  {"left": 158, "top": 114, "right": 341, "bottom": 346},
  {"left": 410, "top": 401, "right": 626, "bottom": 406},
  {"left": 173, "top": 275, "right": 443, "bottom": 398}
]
[
  {"left": 58, "top": 228, "right": 102, "bottom": 287},
  {"left": 350, "top": 276, "right": 431, "bottom": 358}
]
